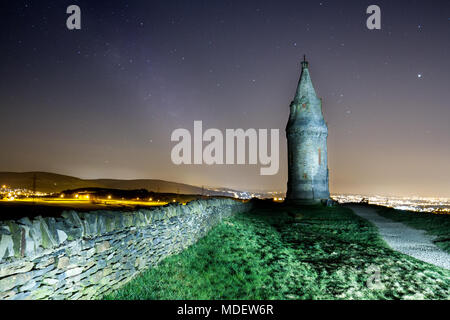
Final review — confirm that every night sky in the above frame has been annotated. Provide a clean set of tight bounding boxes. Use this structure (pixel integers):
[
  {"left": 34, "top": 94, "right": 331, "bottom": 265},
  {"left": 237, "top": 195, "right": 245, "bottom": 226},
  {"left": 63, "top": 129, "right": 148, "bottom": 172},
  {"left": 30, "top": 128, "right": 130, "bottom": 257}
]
[{"left": 0, "top": 0, "right": 449, "bottom": 197}]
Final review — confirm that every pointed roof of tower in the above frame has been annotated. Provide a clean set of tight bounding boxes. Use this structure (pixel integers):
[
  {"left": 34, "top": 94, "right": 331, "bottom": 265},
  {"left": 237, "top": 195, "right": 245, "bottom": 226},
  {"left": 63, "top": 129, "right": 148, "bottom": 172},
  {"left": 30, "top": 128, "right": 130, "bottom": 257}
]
[{"left": 294, "top": 55, "right": 318, "bottom": 103}]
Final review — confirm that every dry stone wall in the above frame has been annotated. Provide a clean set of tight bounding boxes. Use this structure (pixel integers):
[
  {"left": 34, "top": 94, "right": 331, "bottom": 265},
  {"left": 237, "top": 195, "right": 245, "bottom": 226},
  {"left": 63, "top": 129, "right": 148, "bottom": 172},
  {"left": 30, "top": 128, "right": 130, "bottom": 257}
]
[{"left": 0, "top": 198, "right": 253, "bottom": 300}]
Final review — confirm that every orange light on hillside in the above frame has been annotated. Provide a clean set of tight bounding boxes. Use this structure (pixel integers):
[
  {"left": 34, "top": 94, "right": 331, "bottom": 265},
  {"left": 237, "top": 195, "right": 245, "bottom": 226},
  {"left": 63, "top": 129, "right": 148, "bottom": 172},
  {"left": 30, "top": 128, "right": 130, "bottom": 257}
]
[{"left": 107, "top": 195, "right": 112, "bottom": 200}]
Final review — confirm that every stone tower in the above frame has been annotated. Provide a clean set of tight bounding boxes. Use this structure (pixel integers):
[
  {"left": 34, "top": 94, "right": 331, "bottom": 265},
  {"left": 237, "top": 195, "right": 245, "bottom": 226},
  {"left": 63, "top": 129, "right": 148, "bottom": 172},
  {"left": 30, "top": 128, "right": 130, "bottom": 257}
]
[{"left": 285, "top": 57, "right": 330, "bottom": 204}]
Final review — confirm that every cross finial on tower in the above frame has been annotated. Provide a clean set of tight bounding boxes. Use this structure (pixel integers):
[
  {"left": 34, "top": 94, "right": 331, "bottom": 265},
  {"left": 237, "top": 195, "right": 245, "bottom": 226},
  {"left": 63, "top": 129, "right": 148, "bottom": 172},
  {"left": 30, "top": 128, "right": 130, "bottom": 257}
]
[{"left": 301, "top": 54, "right": 309, "bottom": 68}]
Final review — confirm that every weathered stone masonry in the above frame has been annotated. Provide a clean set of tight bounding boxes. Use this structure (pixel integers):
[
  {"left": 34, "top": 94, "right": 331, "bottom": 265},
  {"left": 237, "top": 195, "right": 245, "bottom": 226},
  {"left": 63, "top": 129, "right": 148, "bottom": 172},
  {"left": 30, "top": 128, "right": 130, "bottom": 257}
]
[
  {"left": 0, "top": 198, "right": 253, "bottom": 300},
  {"left": 286, "top": 57, "right": 330, "bottom": 204}
]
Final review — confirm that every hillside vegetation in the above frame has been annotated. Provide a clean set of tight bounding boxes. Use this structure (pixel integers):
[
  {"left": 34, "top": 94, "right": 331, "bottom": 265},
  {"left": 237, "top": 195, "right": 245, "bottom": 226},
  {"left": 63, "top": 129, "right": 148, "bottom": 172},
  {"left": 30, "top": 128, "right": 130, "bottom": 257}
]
[
  {"left": 0, "top": 172, "right": 204, "bottom": 194},
  {"left": 105, "top": 203, "right": 450, "bottom": 300}
]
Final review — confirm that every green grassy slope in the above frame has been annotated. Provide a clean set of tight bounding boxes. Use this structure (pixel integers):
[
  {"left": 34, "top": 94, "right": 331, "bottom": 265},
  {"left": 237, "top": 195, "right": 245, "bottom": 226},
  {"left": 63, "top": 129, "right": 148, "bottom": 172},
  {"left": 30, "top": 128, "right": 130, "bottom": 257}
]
[
  {"left": 105, "top": 203, "right": 450, "bottom": 300},
  {"left": 376, "top": 206, "right": 450, "bottom": 253}
]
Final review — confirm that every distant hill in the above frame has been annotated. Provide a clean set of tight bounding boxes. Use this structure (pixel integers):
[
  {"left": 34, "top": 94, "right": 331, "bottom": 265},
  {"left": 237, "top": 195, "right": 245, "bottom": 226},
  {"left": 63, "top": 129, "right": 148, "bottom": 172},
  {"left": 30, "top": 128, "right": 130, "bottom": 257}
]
[{"left": 0, "top": 172, "right": 209, "bottom": 195}]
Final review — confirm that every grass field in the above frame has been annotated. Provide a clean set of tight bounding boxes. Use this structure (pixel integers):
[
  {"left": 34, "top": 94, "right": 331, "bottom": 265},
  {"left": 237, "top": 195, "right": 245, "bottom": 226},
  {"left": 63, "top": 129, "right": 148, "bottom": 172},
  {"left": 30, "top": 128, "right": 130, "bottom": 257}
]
[
  {"left": 376, "top": 206, "right": 450, "bottom": 253},
  {"left": 105, "top": 203, "right": 449, "bottom": 300}
]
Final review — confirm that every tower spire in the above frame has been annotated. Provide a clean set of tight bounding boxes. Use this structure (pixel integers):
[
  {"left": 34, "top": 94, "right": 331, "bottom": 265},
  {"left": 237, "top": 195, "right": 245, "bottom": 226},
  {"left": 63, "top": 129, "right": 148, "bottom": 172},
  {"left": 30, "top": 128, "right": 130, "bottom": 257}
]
[
  {"left": 301, "top": 54, "right": 308, "bottom": 69},
  {"left": 294, "top": 57, "right": 315, "bottom": 102}
]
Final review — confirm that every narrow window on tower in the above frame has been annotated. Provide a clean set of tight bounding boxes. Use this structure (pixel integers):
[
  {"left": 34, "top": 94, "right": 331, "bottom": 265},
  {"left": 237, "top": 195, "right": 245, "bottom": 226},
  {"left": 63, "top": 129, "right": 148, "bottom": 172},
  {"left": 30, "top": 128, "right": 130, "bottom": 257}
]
[
  {"left": 318, "top": 148, "right": 321, "bottom": 165},
  {"left": 302, "top": 103, "right": 306, "bottom": 109}
]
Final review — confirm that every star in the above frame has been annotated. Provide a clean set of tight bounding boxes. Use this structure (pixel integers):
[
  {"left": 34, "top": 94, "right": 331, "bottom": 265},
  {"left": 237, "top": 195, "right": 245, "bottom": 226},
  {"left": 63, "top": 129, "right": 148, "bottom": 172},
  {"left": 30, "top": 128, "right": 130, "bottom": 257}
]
[{"left": 417, "top": 73, "right": 422, "bottom": 78}]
